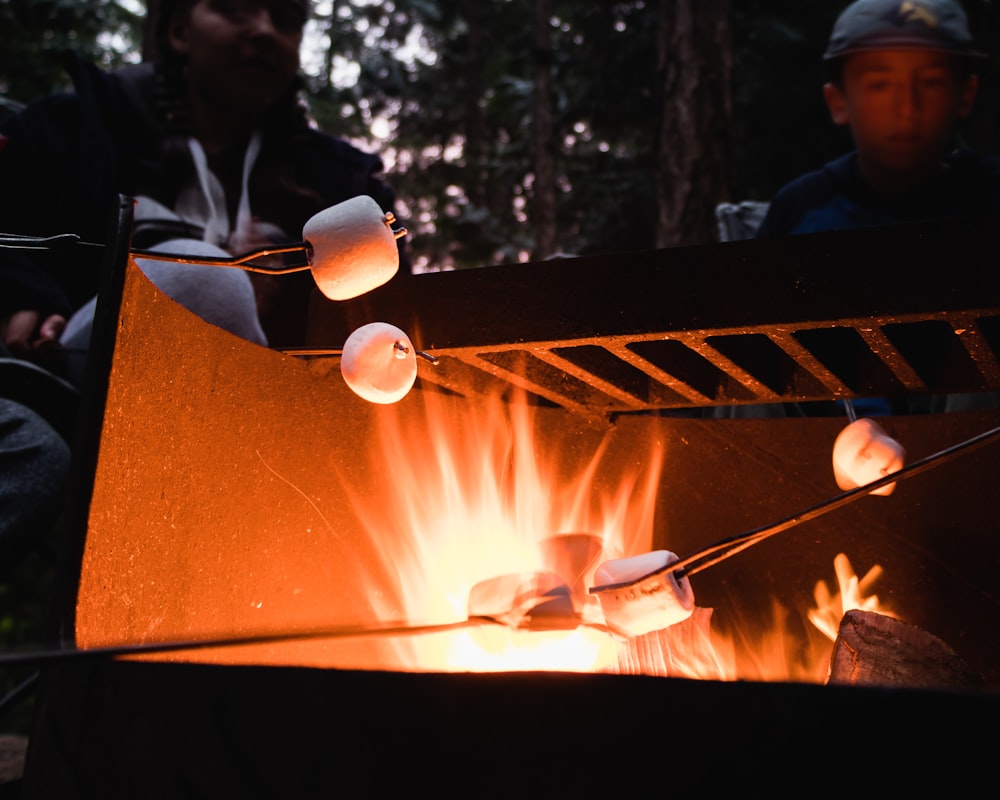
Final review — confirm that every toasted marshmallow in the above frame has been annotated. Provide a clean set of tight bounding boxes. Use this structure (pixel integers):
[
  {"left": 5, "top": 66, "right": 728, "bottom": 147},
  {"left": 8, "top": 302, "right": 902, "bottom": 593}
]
[
  {"left": 832, "top": 417, "right": 906, "bottom": 496},
  {"left": 341, "top": 322, "right": 417, "bottom": 404}
]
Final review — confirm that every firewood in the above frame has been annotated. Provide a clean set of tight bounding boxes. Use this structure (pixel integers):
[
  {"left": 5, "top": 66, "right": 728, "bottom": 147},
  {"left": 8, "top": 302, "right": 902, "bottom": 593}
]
[{"left": 828, "top": 609, "right": 984, "bottom": 689}]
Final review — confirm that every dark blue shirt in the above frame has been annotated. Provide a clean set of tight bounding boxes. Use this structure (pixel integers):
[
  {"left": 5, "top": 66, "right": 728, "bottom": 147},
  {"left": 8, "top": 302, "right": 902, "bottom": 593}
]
[{"left": 755, "top": 149, "right": 1000, "bottom": 238}]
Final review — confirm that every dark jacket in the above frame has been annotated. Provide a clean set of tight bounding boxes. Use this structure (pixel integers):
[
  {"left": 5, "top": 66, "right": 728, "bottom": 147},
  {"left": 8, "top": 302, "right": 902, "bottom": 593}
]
[
  {"left": 755, "top": 148, "right": 1000, "bottom": 239},
  {"left": 0, "top": 52, "right": 407, "bottom": 345}
]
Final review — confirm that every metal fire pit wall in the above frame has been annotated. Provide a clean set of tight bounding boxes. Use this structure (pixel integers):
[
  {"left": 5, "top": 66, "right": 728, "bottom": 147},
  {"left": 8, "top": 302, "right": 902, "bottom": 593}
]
[{"left": 20, "top": 199, "right": 1000, "bottom": 793}]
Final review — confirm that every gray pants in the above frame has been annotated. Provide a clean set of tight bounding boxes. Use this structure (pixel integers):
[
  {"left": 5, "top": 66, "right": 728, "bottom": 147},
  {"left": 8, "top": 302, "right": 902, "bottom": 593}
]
[{"left": 0, "top": 398, "right": 71, "bottom": 573}]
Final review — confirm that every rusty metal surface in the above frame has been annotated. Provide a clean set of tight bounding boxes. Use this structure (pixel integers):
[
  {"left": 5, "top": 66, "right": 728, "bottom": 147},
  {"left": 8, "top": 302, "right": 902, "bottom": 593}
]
[{"left": 304, "top": 214, "right": 1000, "bottom": 422}]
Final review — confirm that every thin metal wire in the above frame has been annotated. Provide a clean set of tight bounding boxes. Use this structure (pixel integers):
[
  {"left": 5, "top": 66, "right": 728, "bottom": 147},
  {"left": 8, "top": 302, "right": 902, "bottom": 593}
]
[
  {"left": 0, "top": 671, "right": 38, "bottom": 717},
  {"left": 668, "top": 422, "right": 1000, "bottom": 579},
  {"left": 0, "top": 231, "right": 313, "bottom": 273},
  {"left": 0, "top": 614, "right": 620, "bottom": 668},
  {"left": 0, "top": 232, "right": 94, "bottom": 249},
  {"left": 0, "top": 619, "right": 490, "bottom": 669},
  {"left": 843, "top": 398, "right": 858, "bottom": 423},
  {"left": 130, "top": 243, "right": 313, "bottom": 274}
]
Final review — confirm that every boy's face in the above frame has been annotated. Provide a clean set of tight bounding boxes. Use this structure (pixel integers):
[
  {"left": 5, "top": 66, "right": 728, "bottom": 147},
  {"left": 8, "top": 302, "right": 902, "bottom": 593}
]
[{"left": 823, "top": 49, "right": 978, "bottom": 181}]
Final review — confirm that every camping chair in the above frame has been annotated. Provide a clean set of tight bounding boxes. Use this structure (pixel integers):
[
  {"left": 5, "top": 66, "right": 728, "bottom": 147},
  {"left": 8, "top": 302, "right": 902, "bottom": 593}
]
[{"left": 715, "top": 200, "right": 770, "bottom": 242}]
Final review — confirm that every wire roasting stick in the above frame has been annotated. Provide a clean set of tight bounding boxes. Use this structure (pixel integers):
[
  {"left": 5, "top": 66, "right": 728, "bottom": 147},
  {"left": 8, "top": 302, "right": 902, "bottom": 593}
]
[
  {"left": 666, "top": 422, "right": 1000, "bottom": 580},
  {"left": 0, "top": 614, "right": 617, "bottom": 669},
  {"left": 0, "top": 618, "right": 508, "bottom": 669},
  {"left": 1, "top": 196, "right": 409, "bottom": 297},
  {"left": 0, "top": 230, "right": 312, "bottom": 272}
]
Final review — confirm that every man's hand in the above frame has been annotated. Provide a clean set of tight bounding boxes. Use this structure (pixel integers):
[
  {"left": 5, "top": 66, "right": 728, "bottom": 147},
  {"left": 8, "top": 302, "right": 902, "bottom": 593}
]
[{"left": 2, "top": 309, "right": 67, "bottom": 365}]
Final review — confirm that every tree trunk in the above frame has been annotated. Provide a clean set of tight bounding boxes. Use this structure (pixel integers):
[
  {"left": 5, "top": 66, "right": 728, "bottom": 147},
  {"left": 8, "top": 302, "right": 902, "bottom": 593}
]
[
  {"left": 655, "top": 0, "right": 733, "bottom": 248},
  {"left": 459, "top": 0, "right": 487, "bottom": 210},
  {"left": 323, "top": 1, "right": 340, "bottom": 91},
  {"left": 142, "top": 0, "right": 163, "bottom": 62},
  {"left": 532, "top": 0, "right": 558, "bottom": 260}
]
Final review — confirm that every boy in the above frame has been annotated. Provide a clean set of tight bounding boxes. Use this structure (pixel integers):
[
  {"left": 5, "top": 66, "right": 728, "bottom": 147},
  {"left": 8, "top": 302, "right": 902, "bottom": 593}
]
[{"left": 755, "top": 0, "right": 1000, "bottom": 238}]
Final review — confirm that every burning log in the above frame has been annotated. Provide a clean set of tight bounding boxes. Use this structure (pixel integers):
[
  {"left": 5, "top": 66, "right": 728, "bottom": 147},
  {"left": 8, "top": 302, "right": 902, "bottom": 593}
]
[{"left": 828, "top": 610, "right": 984, "bottom": 689}]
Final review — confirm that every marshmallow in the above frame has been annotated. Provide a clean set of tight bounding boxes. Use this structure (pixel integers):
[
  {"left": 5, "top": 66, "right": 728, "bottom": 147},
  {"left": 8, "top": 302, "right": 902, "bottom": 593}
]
[
  {"left": 467, "top": 571, "right": 576, "bottom": 629},
  {"left": 590, "top": 550, "right": 695, "bottom": 638},
  {"left": 832, "top": 417, "right": 906, "bottom": 497},
  {"left": 303, "top": 195, "right": 400, "bottom": 301},
  {"left": 341, "top": 322, "right": 418, "bottom": 404}
]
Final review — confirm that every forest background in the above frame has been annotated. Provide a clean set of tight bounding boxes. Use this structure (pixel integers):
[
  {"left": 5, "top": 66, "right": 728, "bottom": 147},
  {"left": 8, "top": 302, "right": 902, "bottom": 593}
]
[{"left": 2, "top": 0, "right": 999, "bottom": 272}]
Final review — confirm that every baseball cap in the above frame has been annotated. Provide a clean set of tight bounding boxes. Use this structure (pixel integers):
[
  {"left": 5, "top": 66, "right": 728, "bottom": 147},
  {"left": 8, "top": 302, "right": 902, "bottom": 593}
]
[{"left": 823, "top": 0, "right": 986, "bottom": 61}]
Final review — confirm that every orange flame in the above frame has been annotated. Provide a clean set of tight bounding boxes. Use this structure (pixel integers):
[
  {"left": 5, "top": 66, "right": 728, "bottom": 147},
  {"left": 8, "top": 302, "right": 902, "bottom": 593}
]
[
  {"left": 808, "top": 552, "right": 894, "bottom": 642},
  {"left": 338, "top": 388, "right": 662, "bottom": 671},
  {"left": 333, "top": 387, "right": 888, "bottom": 679}
]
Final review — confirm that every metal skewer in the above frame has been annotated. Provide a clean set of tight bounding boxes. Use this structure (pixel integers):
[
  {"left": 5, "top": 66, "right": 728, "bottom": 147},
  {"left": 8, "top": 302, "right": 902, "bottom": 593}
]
[
  {"left": 0, "top": 619, "right": 496, "bottom": 669},
  {"left": 843, "top": 398, "right": 858, "bottom": 423},
  {"left": 1, "top": 214, "right": 408, "bottom": 274},
  {"left": 0, "top": 612, "right": 621, "bottom": 669},
  {"left": 2, "top": 230, "right": 316, "bottom": 273},
  {"left": 665, "top": 422, "right": 1000, "bottom": 580}
]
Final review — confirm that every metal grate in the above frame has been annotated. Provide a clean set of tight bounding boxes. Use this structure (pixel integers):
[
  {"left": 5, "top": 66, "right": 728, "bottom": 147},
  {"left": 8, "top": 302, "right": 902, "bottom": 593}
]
[{"left": 302, "top": 214, "right": 1000, "bottom": 423}]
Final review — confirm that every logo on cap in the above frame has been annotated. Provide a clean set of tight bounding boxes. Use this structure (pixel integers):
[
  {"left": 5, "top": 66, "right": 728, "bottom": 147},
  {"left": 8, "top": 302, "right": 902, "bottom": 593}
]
[{"left": 895, "top": 2, "right": 938, "bottom": 29}]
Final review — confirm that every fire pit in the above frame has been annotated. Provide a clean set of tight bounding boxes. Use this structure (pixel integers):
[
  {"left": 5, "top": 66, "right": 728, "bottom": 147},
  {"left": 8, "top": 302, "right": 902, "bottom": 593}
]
[{"left": 18, "top": 199, "right": 1000, "bottom": 792}]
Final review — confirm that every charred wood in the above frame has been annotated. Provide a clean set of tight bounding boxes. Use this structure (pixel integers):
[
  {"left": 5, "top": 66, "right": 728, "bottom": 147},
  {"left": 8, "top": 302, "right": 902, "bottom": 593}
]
[{"left": 828, "top": 610, "right": 984, "bottom": 690}]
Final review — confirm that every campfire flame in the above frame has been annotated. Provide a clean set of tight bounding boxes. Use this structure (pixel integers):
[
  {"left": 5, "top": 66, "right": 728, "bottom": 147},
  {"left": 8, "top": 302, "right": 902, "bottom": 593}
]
[
  {"left": 341, "top": 388, "right": 660, "bottom": 672},
  {"left": 338, "top": 387, "right": 889, "bottom": 680},
  {"left": 808, "top": 552, "right": 894, "bottom": 642}
]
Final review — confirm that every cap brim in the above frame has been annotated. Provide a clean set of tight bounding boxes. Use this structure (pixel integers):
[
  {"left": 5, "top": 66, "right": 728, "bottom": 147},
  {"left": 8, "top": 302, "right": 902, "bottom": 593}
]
[{"left": 823, "top": 42, "right": 988, "bottom": 60}]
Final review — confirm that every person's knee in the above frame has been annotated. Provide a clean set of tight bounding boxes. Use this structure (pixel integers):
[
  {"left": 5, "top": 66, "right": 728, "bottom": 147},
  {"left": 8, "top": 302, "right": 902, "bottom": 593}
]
[
  {"left": 136, "top": 239, "right": 268, "bottom": 346},
  {"left": 0, "top": 398, "right": 72, "bottom": 505},
  {"left": 0, "top": 399, "right": 71, "bottom": 567}
]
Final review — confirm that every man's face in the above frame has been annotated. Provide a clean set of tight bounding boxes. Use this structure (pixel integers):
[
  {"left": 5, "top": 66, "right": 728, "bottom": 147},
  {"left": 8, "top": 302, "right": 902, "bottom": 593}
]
[
  {"left": 168, "top": 0, "right": 308, "bottom": 119},
  {"left": 823, "top": 49, "right": 978, "bottom": 179}
]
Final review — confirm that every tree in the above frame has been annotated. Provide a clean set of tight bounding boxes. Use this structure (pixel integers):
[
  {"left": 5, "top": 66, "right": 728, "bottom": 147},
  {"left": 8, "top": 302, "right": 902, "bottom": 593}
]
[
  {"left": 0, "top": 0, "right": 143, "bottom": 103},
  {"left": 2, "top": 0, "right": 997, "bottom": 269},
  {"left": 654, "top": 0, "right": 733, "bottom": 248},
  {"left": 532, "top": 0, "right": 557, "bottom": 259}
]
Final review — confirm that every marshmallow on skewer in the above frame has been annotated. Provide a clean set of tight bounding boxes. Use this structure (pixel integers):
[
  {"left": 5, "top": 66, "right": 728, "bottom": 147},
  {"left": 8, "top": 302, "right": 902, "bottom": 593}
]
[
  {"left": 832, "top": 417, "right": 906, "bottom": 497},
  {"left": 341, "top": 322, "right": 418, "bottom": 404},
  {"left": 467, "top": 571, "right": 577, "bottom": 630},
  {"left": 303, "top": 195, "right": 401, "bottom": 301},
  {"left": 589, "top": 550, "right": 695, "bottom": 638}
]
